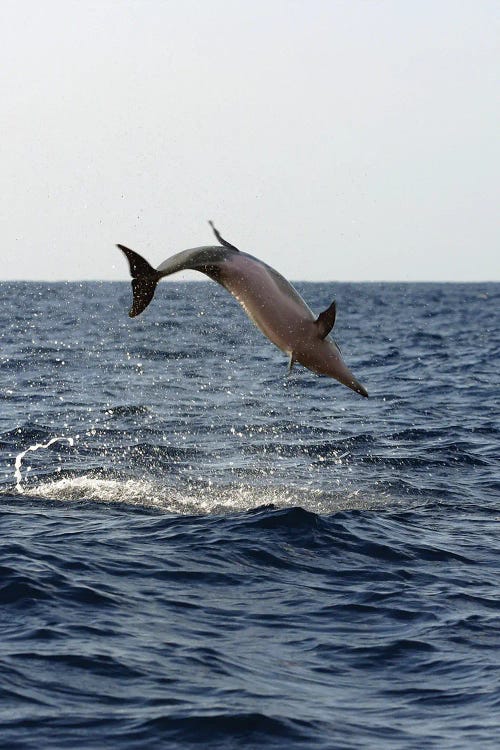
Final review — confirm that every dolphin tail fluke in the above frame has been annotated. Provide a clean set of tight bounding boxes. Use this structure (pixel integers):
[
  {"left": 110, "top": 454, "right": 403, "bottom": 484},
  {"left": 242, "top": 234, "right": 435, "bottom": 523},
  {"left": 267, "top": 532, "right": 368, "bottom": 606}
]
[{"left": 117, "top": 244, "right": 160, "bottom": 317}]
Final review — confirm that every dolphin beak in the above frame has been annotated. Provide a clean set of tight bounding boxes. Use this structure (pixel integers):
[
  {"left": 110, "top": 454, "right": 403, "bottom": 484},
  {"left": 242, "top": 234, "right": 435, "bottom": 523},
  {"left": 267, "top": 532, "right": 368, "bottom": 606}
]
[
  {"left": 352, "top": 381, "right": 369, "bottom": 398},
  {"left": 332, "top": 356, "right": 369, "bottom": 397}
]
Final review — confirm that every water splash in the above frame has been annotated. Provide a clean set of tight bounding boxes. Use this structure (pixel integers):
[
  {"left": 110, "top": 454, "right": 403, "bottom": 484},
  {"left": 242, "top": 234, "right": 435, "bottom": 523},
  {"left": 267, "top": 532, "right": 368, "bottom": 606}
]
[
  {"left": 14, "top": 437, "right": 75, "bottom": 493},
  {"left": 22, "top": 474, "right": 387, "bottom": 515}
]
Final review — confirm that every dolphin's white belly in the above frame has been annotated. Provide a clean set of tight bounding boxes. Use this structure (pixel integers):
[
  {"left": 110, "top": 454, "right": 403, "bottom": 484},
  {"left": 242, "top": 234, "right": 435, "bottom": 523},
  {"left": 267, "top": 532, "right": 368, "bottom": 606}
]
[{"left": 218, "top": 253, "right": 314, "bottom": 354}]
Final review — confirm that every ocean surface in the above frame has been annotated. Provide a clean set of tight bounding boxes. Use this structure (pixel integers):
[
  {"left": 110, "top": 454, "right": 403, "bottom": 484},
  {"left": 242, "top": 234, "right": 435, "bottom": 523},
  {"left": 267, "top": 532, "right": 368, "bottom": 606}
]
[{"left": 0, "top": 279, "right": 499, "bottom": 749}]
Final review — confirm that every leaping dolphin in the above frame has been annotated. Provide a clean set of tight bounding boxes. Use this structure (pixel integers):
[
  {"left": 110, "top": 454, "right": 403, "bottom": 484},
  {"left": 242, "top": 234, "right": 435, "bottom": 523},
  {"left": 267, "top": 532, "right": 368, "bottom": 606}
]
[{"left": 117, "top": 223, "right": 368, "bottom": 397}]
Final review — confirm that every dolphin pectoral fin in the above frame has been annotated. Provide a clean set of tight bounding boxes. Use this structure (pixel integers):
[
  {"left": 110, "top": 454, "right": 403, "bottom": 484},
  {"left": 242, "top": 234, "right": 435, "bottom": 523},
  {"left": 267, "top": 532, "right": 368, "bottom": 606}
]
[
  {"left": 208, "top": 221, "right": 241, "bottom": 252},
  {"left": 117, "top": 244, "right": 160, "bottom": 317},
  {"left": 315, "top": 300, "right": 337, "bottom": 339}
]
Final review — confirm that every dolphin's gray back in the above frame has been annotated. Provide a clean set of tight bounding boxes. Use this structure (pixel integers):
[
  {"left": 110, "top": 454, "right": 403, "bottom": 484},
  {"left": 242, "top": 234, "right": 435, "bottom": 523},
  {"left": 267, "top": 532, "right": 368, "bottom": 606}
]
[
  {"left": 156, "top": 246, "right": 236, "bottom": 280},
  {"left": 156, "top": 245, "right": 310, "bottom": 315}
]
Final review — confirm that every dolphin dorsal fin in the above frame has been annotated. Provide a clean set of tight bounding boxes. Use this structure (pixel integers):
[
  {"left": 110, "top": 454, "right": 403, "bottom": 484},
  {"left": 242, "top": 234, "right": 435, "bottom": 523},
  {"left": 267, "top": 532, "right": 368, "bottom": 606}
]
[
  {"left": 315, "top": 300, "right": 336, "bottom": 339},
  {"left": 208, "top": 220, "right": 240, "bottom": 252}
]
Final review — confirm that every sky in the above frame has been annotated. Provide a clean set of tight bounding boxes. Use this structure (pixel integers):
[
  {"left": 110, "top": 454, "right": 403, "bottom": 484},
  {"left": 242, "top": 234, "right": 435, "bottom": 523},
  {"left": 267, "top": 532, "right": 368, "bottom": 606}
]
[{"left": 1, "top": 0, "right": 498, "bottom": 281}]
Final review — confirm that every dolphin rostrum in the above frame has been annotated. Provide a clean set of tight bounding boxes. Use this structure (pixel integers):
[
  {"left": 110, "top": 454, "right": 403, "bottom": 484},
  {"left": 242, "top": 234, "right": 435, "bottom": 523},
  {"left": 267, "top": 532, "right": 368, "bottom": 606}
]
[{"left": 117, "top": 223, "right": 368, "bottom": 397}]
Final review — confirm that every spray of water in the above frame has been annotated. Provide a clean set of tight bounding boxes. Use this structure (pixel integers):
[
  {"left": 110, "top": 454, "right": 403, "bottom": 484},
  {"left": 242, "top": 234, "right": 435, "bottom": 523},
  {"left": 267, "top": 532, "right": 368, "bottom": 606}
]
[{"left": 14, "top": 437, "right": 75, "bottom": 493}]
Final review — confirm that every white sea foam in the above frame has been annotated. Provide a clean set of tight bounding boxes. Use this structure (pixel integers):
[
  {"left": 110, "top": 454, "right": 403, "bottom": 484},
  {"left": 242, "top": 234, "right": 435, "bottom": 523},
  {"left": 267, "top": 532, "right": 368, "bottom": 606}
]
[
  {"left": 10, "top": 436, "right": 388, "bottom": 514},
  {"left": 8, "top": 431, "right": 387, "bottom": 514},
  {"left": 21, "top": 474, "right": 386, "bottom": 515}
]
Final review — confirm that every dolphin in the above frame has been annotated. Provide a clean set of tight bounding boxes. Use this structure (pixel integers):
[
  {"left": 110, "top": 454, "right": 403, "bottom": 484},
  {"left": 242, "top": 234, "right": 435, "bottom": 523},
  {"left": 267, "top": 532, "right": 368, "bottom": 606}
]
[{"left": 117, "top": 222, "right": 368, "bottom": 397}]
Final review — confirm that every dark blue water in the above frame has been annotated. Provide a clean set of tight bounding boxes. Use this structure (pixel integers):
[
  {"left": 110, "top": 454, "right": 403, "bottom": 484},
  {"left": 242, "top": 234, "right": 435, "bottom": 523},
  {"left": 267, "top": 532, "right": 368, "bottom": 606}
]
[{"left": 1, "top": 280, "right": 499, "bottom": 749}]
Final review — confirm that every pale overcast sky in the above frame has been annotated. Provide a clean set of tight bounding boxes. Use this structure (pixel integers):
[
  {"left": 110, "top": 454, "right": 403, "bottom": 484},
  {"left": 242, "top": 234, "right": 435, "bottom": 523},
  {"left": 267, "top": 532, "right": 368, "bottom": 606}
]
[{"left": 2, "top": 0, "right": 498, "bottom": 281}]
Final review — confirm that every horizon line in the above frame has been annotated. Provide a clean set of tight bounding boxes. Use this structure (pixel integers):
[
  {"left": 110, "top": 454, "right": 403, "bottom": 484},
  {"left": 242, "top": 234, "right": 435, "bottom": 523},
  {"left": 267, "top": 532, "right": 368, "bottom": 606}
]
[{"left": 1, "top": 278, "right": 498, "bottom": 284}]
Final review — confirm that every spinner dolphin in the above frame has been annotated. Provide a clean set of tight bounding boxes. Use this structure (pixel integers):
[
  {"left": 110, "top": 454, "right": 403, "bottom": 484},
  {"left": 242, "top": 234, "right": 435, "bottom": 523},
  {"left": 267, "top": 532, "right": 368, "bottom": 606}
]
[{"left": 118, "top": 223, "right": 368, "bottom": 397}]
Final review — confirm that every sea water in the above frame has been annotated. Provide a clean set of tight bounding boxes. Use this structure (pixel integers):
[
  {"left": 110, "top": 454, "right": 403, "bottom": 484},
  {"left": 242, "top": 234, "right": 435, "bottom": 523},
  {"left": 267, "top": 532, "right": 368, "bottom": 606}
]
[{"left": 0, "top": 281, "right": 498, "bottom": 749}]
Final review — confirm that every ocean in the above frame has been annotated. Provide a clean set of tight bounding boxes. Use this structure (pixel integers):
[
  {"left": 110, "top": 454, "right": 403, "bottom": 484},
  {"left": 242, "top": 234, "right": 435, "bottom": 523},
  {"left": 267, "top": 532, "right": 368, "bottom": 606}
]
[{"left": 1, "top": 280, "right": 499, "bottom": 749}]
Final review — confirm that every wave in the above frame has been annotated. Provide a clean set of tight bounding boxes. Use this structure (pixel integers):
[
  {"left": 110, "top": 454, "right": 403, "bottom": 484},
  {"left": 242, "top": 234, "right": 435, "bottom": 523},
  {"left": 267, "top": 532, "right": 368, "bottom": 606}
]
[{"left": 120, "top": 712, "right": 314, "bottom": 745}]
